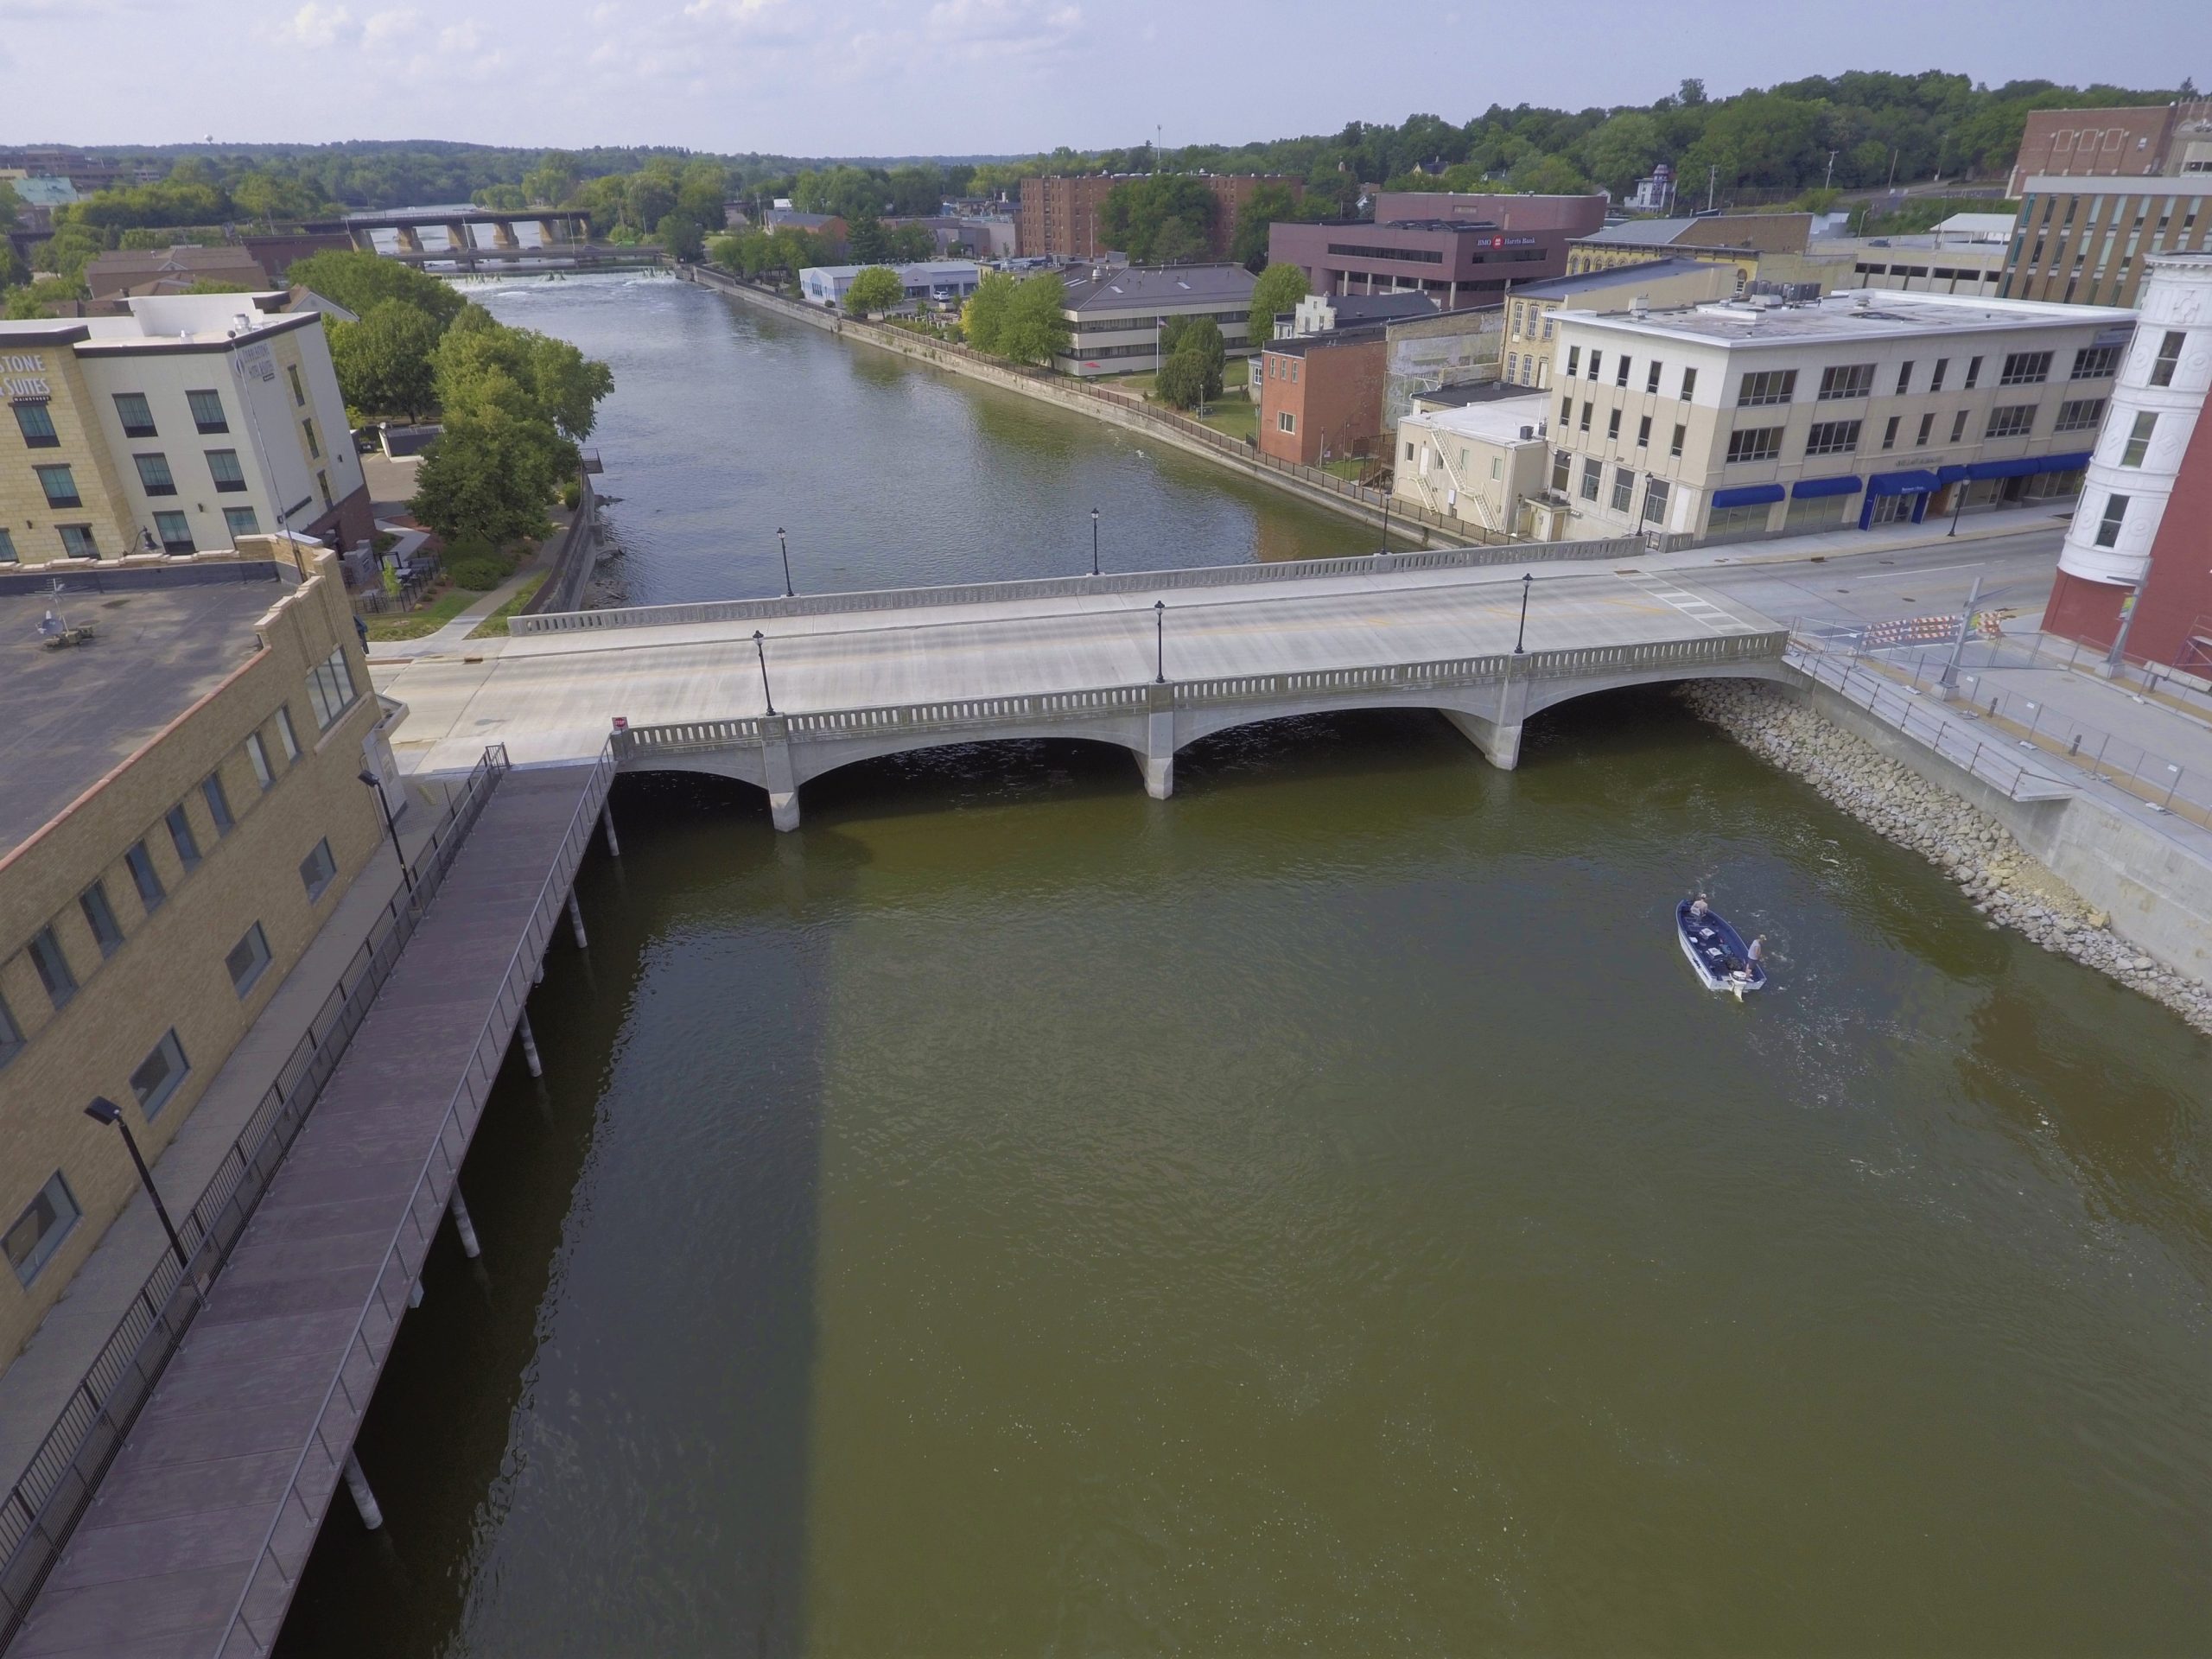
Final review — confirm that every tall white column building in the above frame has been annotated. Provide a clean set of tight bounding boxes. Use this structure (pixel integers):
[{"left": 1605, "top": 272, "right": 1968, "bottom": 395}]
[{"left": 2047, "top": 253, "right": 2212, "bottom": 645}]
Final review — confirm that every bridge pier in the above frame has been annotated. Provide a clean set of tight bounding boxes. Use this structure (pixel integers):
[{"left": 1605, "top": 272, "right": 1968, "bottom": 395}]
[
  {"left": 342, "top": 1452, "right": 384, "bottom": 1531},
  {"left": 762, "top": 717, "right": 802, "bottom": 831},
  {"left": 448, "top": 1185, "right": 482, "bottom": 1259},
  {"left": 1142, "top": 690, "right": 1175, "bottom": 799},
  {"left": 1441, "top": 673, "right": 1529, "bottom": 771}
]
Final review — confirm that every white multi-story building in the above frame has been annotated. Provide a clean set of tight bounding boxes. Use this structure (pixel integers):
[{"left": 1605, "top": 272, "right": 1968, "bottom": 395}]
[
  {"left": 1540, "top": 288, "right": 2136, "bottom": 542},
  {"left": 2046, "top": 252, "right": 2212, "bottom": 643}
]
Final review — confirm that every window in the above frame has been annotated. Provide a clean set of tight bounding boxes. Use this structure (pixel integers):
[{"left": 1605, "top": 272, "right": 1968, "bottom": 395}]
[
  {"left": 315, "top": 470, "right": 333, "bottom": 511},
  {"left": 1579, "top": 458, "right": 1601, "bottom": 501},
  {"left": 1737, "top": 370, "right": 1796, "bottom": 406},
  {"left": 1817, "top": 363, "right": 1875, "bottom": 401},
  {"left": 2116, "top": 411, "right": 2158, "bottom": 467},
  {"left": 2070, "top": 345, "right": 2122, "bottom": 380},
  {"left": 246, "top": 732, "right": 274, "bottom": 790},
  {"left": 1669, "top": 423, "right": 1685, "bottom": 458},
  {"left": 1646, "top": 360, "right": 1662, "bottom": 394},
  {"left": 201, "top": 772, "right": 234, "bottom": 836},
  {"left": 2093, "top": 493, "right": 2129, "bottom": 547},
  {"left": 1606, "top": 409, "right": 1622, "bottom": 441},
  {"left": 79, "top": 880, "right": 124, "bottom": 958},
  {"left": 1404, "top": 442, "right": 1414, "bottom": 461},
  {"left": 1614, "top": 355, "right": 1630, "bottom": 388},
  {"left": 153, "top": 512, "right": 194, "bottom": 555},
  {"left": 1610, "top": 467, "right": 1635, "bottom": 513},
  {"left": 2148, "top": 330, "right": 2184, "bottom": 387},
  {"left": 302, "top": 418, "right": 321, "bottom": 460},
  {"left": 223, "top": 506, "right": 261, "bottom": 541},
  {"left": 0, "top": 528, "right": 14, "bottom": 563},
  {"left": 1642, "top": 477, "right": 1670, "bottom": 524},
  {"left": 1636, "top": 415, "right": 1651, "bottom": 448},
  {"left": 1725, "top": 426, "right": 1783, "bottom": 463},
  {"left": 12, "top": 401, "right": 59, "bottom": 448},
  {"left": 1930, "top": 358, "right": 1949, "bottom": 391},
  {"left": 114, "top": 391, "right": 156, "bottom": 437},
  {"left": 2055, "top": 397, "right": 2106, "bottom": 433},
  {"left": 1507, "top": 353, "right": 1519, "bottom": 381},
  {"left": 1917, "top": 412, "right": 1936, "bottom": 446},
  {"left": 1962, "top": 355, "right": 1983, "bottom": 389},
  {"left": 0, "top": 992, "right": 20, "bottom": 1068},
  {"left": 134, "top": 453, "right": 177, "bottom": 497},
  {"left": 188, "top": 390, "right": 227, "bottom": 433},
  {"left": 124, "top": 840, "right": 165, "bottom": 912},
  {"left": 1882, "top": 416, "right": 1901, "bottom": 450},
  {"left": 207, "top": 448, "right": 247, "bottom": 493},
  {"left": 165, "top": 803, "right": 201, "bottom": 870},
  {"left": 226, "top": 923, "right": 272, "bottom": 997},
  {"left": 58, "top": 524, "right": 99, "bottom": 560},
  {"left": 1586, "top": 351, "right": 1601, "bottom": 381},
  {"left": 276, "top": 705, "right": 301, "bottom": 762},
  {"left": 1985, "top": 404, "right": 2037, "bottom": 440},
  {"left": 308, "top": 645, "right": 359, "bottom": 729},
  {"left": 1566, "top": 346, "right": 1581, "bottom": 377},
  {"left": 130, "top": 1030, "right": 190, "bottom": 1120},
  {"left": 1277, "top": 411, "right": 1295, "bottom": 434},
  {"left": 5, "top": 1174, "right": 79, "bottom": 1287},
  {"left": 28, "top": 926, "right": 76, "bottom": 1011},
  {"left": 1804, "top": 419, "right": 1862, "bottom": 457},
  {"left": 1551, "top": 449, "right": 1572, "bottom": 493},
  {"left": 1999, "top": 350, "right": 2053, "bottom": 386},
  {"left": 34, "top": 464, "right": 80, "bottom": 508},
  {"left": 1896, "top": 361, "right": 1914, "bottom": 395},
  {"left": 1680, "top": 366, "right": 1697, "bottom": 400},
  {"left": 299, "top": 837, "right": 339, "bottom": 901},
  {"left": 1949, "top": 410, "right": 1970, "bottom": 443},
  {"left": 288, "top": 364, "right": 307, "bottom": 408},
  {"left": 1578, "top": 402, "right": 1592, "bottom": 432}
]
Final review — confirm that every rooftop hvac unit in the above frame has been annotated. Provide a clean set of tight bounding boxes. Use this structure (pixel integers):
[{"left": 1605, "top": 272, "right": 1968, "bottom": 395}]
[{"left": 1519, "top": 425, "right": 1535, "bottom": 440}]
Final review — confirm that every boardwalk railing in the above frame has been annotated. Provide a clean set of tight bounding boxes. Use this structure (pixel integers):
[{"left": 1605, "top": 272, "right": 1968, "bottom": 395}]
[
  {"left": 0, "top": 747, "right": 511, "bottom": 1650},
  {"left": 613, "top": 632, "right": 1791, "bottom": 760},
  {"left": 214, "top": 742, "right": 617, "bottom": 1658},
  {"left": 513, "top": 537, "right": 1657, "bottom": 637}
]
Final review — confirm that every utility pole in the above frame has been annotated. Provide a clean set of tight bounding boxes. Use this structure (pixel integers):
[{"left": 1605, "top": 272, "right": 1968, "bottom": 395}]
[
  {"left": 1937, "top": 575, "right": 1981, "bottom": 698},
  {"left": 1825, "top": 149, "right": 1838, "bottom": 190},
  {"left": 1707, "top": 164, "right": 1717, "bottom": 213}
]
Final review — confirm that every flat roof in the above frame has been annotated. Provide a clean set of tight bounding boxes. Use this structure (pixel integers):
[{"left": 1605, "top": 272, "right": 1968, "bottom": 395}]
[
  {"left": 0, "top": 573, "right": 279, "bottom": 856},
  {"left": 1061, "top": 263, "right": 1255, "bottom": 311},
  {"left": 1506, "top": 257, "right": 1721, "bottom": 299},
  {"left": 1556, "top": 288, "right": 2137, "bottom": 348},
  {"left": 1405, "top": 391, "right": 1550, "bottom": 443}
]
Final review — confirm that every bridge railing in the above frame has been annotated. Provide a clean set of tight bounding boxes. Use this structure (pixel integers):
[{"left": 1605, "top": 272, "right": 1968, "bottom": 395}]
[
  {"left": 610, "top": 632, "right": 1790, "bottom": 759},
  {"left": 512, "top": 537, "right": 1658, "bottom": 638}
]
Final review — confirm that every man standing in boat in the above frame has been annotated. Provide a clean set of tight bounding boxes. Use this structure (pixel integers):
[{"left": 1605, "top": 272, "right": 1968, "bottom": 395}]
[{"left": 1690, "top": 893, "right": 1709, "bottom": 920}]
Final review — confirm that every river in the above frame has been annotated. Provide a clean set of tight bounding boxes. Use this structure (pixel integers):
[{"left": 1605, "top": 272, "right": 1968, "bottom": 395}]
[{"left": 278, "top": 275, "right": 2212, "bottom": 1656}]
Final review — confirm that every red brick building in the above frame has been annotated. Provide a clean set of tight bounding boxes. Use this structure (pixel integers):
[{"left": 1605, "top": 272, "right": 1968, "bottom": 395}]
[
  {"left": 2006, "top": 100, "right": 2212, "bottom": 195},
  {"left": 1016, "top": 174, "right": 1300, "bottom": 260},
  {"left": 2126, "top": 407, "right": 2212, "bottom": 671},
  {"left": 1255, "top": 329, "right": 1389, "bottom": 467}
]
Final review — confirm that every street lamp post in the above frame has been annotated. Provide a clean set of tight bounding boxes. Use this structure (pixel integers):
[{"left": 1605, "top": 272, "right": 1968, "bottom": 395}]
[
  {"left": 1936, "top": 575, "right": 1982, "bottom": 697},
  {"left": 1377, "top": 486, "right": 1391, "bottom": 556},
  {"left": 776, "top": 527, "right": 795, "bottom": 598},
  {"left": 1090, "top": 507, "right": 1101, "bottom": 576},
  {"left": 356, "top": 770, "right": 413, "bottom": 894},
  {"left": 753, "top": 630, "right": 778, "bottom": 715},
  {"left": 1515, "top": 572, "right": 1532, "bottom": 654},
  {"left": 84, "top": 1097, "right": 199, "bottom": 1294},
  {"left": 1154, "top": 600, "right": 1166, "bottom": 683},
  {"left": 1946, "top": 478, "right": 1968, "bottom": 537}
]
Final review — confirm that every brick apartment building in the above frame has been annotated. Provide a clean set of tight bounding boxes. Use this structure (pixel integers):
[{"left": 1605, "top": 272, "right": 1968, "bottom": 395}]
[
  {"left": 2006, "top": 100, "right": 2212, "bottom": 195},
  {"left": 1015, "top": 174, "right": 1300, "bottom": 260}
]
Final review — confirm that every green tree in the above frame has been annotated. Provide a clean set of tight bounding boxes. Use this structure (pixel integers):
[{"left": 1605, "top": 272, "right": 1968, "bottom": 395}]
[
  {"left": 625, "top": 172, "right": 676, "bottom": 232},
  {"left": 1, "top": 276, "right": 79, "bottom": 318},
  {"left": 845, "top": 265, "right": 906, "bottom": 313},
  {"left": 1576, "top": 112, "right": 1660, "bottom": 195},
  {"left": 284, "top": 250, "right": 465, "bottom": 327},
  {"left": 1230, "top": 181, "right": 1306, "bottom": 269},
  {"left": 32, "top": 223, "right": 105, "bottom": 284},
  {"left": 1508, "top": 152, "right": 1592, "bottom": 194},
  {"left": 676, "top": 160, "right": 728, "bottom": 226},
  {"left": 0, "top": 241, "right": 25, "bottom": 290},
  {"left": 329, "top": 298, "right": 443, "bottom": 421},
  {"left": 0, "top": 181, "right": 16, "bottom": 234},
  {"left": 523, "top": 153, "right": 578, "bottom": 207},
  {"left": 887, "top": 224, "right": 936, "bottom": 261},
  {"left": 1099, "top": 175, "right": 1219, "bottom": 264},
  {"left": 473, "top": 183, "right": 528, "bottom": 212},
  {"left": 410, "top": 394, "right": 564, "bottom": 547},
  {"left": 961, "top": 269, "right": 1017, "bottom": 353},
  {"left": 848, "top": 213, "right": 890, "bottom": 264},
  {"left": 1159, "top": 315, "right": 1224, "bottom": 395},
  {"left": 1247, "top": 262, "right": 1309, "bottom": 350},
  {"left": 1154, "top": 350, "right": 1211, "bottom": 410},
  {"left": 998, "top": 271, "right": 1071, "bottom": 365},
  {"left": 656, "top": 212, "right": 703, "bottom": 261}
]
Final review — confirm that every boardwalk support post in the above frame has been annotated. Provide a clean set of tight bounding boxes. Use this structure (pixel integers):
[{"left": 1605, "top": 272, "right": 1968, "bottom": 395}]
[
  {"left": 517, "top": 1011, "right": 543, "bottom": 1078},
  {"left": 601, "top": 804, "right": 621, "bottom": 857},
  {"left": 567, "top": 891, "right": 588, "bottom": 950},
  {"left": 343, "top": 1452, "right": 385, "bottom": 1530},
  {"left": 448, "top": 1186, "right": 482, "bottom": 1259}
]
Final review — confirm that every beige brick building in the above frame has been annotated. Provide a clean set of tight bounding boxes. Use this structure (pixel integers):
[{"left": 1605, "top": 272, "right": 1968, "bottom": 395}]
[{"left": 0, "top": 550, "right": 385, "bottom": 1363}]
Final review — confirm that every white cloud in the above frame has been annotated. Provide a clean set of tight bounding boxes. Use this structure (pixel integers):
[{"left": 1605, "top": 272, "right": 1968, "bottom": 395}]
[
  {"left": 925, "top": 0, "right": 1081, "bottom": 54},
  {"left": 436, "top": 17, "right": 482, "bottom": 49},
  {"left": 360, "top": 6, "right": 420, "bottom": 48},
  {"left": 288, "top": 0, "right": 353, "bottom": 45}
]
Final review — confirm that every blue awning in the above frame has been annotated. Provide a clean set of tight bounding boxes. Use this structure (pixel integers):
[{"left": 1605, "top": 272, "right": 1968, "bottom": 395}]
[
  {"left": 1965, "top": 450, "right": 2094, "bottom": 480},
  {"left": 1712, "top": 483, "right": 1785, "bottom": 509},
  {"left": 1867, "top": 469, "right": 1940, "bottom": 497},
  {"left": 1936, "top": 464, "right": 1971, "bottom": 485},
  {"left": 1791, "top": 474, "right": 1864, "bottom": 499}
]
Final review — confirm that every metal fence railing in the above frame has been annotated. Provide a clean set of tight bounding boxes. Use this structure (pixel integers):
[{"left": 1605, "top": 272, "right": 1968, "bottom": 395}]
[
  {"left": 213, "top": 741, "right": 615, "bottom": 1658},
  {"left": 0, "top": 747, "right": 511, "bottom": 1650}
]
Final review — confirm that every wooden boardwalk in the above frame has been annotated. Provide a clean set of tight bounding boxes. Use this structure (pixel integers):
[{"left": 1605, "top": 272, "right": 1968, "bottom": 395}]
[{"left": 14, "top": 761, "right": 612, "bottom": 1659}]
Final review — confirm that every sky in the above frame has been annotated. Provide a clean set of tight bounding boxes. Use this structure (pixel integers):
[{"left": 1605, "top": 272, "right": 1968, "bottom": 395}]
[{"left": 3, "top": 0, "right": 2205, "bottom": 157}]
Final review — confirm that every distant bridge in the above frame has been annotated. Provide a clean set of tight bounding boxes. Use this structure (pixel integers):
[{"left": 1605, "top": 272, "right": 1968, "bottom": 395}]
[
  {"left": 302, "top": 207, "right": 594, "bottom": 256},
  {"left": 378, "top": 547, "right": 1792, "bottom": 829}
]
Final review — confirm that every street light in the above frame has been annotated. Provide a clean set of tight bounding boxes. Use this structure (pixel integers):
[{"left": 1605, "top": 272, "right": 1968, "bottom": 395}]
[
  {"left": 1377, "top": 485, "right": 1392, "bottom": 556},
  {"left": 753, "top": 629, "right": 778, "bottom": 715},
  {"left": 356, "top": 769, "right": 413, "bottom": 894},
  {"left": 1946, "top": 474, "right": 1968, "bottom": 537},
  {"left": 1514, "top": 573, "right": 1532, "bottom": 654},
  {"left": 776, "top": 527, "right": 795, "bottom": 598},
  {"left": 1090, "top": 507, "right": 1101, "bottom": 577},
  {"left": 1154, "top": 600, "right": 1166, "bottom": 683},
  {"left": 84, "top": 1097, "right": 199, "bottom": 1292}
]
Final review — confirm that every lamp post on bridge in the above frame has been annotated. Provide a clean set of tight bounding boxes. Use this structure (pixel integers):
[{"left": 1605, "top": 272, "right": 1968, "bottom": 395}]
[
  {"left": 1514, "top": 572, "right": 1532, "bottom": 655},
  {"left": 1154, "top": 600, "right": 1166, "bottom": 683},
  {"left": 83, "top": 1097, "right": 200, "bottom": 1300},
  {"left": 776, "top": 527, "right": 795, "bottom": 597},
  {"left": 357, "top": 769, "right": 413, "bottom": 895},
  {"left": 753, "top": 630, "right": 778, "bottom": 715},
  {"left": 1090, "top": 506, "right": 1101, "bottom": 577}
]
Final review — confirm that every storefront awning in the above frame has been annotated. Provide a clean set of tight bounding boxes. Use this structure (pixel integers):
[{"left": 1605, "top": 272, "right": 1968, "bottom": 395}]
[
  {"left": 1964, "top": 450, "right": 2094, "bottom": 480},
  {"left": 1711, "top": 483, "right": 1785, "bottom": 509},
  {"left": 1791, "top": 475, "right": 1864, "bottom": 499},
  {"left": 1867, "top": 470, "right": 1940, "bottom": 497}
]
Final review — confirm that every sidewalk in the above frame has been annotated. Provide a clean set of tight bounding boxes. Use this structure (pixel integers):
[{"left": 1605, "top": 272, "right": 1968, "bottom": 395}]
[
  {"left": 0, "top": 778, "right": 456, "bottom": 1501},
  {"left": 384, "top": 558, "right": 546, "bottom": 658}
]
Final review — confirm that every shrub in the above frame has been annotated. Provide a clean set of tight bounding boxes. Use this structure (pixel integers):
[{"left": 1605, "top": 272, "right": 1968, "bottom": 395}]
[
  {"left": 447, "top": 556, "right": 509, "bottom": 591},
  {"left": 562, "top": 478, "right": 582, "bottom": 511}
]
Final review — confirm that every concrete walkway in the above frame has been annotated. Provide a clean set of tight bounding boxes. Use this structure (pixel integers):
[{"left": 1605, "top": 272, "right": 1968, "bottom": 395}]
[{"left": 378, "top": 560, "right": 545, "bottom": 659}]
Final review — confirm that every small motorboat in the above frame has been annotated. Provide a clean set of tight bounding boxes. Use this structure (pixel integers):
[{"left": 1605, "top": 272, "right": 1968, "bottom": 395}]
[{"left": 1677, "top": 898, "right": 1767, "bottom": 998}]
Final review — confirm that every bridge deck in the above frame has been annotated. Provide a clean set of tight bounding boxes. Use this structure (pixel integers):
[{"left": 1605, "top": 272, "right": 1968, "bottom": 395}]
[
  {"left": 14, "top": 764, "right": 608, "bottom": 1659},
  {"left": 378, "top": 566, "right": 1772, "bottom": 773}
]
